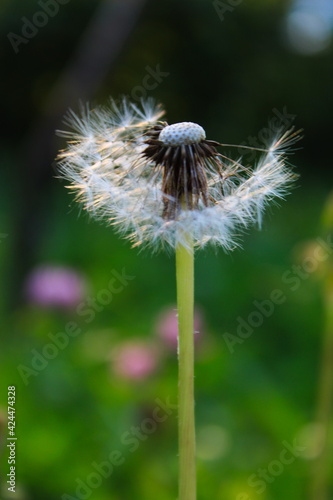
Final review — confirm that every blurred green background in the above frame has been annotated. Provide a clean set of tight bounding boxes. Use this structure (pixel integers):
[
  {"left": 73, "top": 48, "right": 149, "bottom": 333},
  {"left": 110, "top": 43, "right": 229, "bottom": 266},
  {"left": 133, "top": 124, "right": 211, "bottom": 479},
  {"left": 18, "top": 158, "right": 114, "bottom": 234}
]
[{"left": 1, "top": 0, "right": 333, "bottom": 499}]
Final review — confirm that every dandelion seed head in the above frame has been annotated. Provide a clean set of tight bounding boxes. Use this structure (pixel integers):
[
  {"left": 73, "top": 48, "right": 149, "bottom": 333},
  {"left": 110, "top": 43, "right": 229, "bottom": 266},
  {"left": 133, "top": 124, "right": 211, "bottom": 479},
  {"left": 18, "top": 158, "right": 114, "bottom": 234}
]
[
  {"left": 56, "top": 98, "right": 300, "bottom": 251},
  {"left": 159, "top": 122, "right": 206, "bottom": 146}
]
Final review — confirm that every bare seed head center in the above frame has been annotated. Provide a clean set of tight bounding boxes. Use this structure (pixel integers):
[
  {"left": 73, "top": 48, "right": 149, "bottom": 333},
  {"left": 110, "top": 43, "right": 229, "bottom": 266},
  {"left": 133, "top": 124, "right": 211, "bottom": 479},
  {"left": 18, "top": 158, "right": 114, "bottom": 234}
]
[
  {"left": 143, "top": 121, "right": 222, "bottom": 220},
  {"left": 159, "top": 122, "right": 206, "bottom": 146}
]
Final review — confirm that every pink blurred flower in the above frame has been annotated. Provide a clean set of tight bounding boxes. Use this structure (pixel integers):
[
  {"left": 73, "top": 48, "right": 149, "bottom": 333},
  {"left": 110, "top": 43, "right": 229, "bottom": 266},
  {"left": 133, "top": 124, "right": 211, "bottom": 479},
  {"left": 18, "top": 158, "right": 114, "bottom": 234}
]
[
  {"left": 111, "top": 341, "right": 160, "bottom": 381},
  {"left": 155, "top": 306, "right": 204, "bottom": 350},
  {"left": 24, "top": 264, "right": 87, "bottom": 309}
]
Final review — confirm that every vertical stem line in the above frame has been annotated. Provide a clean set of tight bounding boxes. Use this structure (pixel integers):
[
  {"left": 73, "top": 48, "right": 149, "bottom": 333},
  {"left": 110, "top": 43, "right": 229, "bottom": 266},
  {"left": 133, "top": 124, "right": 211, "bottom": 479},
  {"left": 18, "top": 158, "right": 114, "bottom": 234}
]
[
  {"left": 176, "top": 233, "right": 196, "bottom": 500},
  {"left": 310, "top": 281, "right": 333, "bottom": 500}
]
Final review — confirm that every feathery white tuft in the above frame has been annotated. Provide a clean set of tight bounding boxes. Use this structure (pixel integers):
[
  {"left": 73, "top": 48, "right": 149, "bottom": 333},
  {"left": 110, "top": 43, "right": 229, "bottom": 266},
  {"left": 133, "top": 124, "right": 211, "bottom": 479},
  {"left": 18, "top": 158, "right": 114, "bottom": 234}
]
[{"left": 57, "top": 98, "right": 299, "bottom": 251}]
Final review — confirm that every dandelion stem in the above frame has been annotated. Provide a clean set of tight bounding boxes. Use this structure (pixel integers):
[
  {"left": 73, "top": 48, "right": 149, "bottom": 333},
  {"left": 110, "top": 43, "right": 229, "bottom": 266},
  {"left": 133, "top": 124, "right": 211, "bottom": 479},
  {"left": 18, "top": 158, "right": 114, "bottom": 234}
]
[
  {"left": 310, "top": 279, "right": 333, "bottom": 500},
  {"left": 176, "top": 232, "right": 196, "bottom": 500}
]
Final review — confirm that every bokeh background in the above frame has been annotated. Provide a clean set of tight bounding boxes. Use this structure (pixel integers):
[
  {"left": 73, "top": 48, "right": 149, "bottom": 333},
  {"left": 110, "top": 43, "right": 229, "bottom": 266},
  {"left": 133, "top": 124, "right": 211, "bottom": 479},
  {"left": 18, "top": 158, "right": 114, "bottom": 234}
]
[{"left": 1, "top": 0, "right": 333, "bottom": 499}]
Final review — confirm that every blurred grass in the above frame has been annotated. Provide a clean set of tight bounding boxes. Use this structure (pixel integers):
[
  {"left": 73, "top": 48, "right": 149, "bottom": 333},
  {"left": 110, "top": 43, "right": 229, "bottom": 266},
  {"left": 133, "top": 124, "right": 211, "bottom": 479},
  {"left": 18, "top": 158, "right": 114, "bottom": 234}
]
[{"left": 1, "top": 178, "right": 332, "bottom": 499}]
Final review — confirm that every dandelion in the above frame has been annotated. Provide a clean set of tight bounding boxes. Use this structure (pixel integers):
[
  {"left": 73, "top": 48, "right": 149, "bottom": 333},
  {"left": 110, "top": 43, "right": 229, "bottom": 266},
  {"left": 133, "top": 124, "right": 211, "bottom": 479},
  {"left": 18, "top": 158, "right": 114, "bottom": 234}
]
[
  {"left": 57, "top": 98, "right": 299, "bottom": 251},
  {"left": 57, "top": 98, "right": 300, "bottom": 500}
]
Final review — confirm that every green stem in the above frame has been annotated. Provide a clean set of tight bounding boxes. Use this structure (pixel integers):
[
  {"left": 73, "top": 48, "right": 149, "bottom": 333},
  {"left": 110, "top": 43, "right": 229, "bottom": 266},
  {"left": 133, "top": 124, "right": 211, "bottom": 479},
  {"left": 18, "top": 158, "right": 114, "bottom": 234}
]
[
  {"left": 176, "top": 233, "right": 196, "bottom": 500},
  {"left": 310, "top": 283, "right": 333, "bottom": 500}
]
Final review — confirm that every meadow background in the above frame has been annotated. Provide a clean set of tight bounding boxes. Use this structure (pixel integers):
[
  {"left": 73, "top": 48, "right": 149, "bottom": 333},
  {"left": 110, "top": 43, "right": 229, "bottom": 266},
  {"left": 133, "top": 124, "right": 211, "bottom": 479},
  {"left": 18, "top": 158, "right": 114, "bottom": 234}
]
[{"left": 1, "top": 0, "right": 333, "bottom": 499}]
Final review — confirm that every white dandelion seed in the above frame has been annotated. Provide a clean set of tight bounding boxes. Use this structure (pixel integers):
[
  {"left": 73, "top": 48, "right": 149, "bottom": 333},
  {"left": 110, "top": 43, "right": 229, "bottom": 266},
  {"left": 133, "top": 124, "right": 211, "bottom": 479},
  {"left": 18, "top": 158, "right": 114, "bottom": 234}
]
[{"left": 56, "top": 97, "right": 300, "bottom": 251}]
